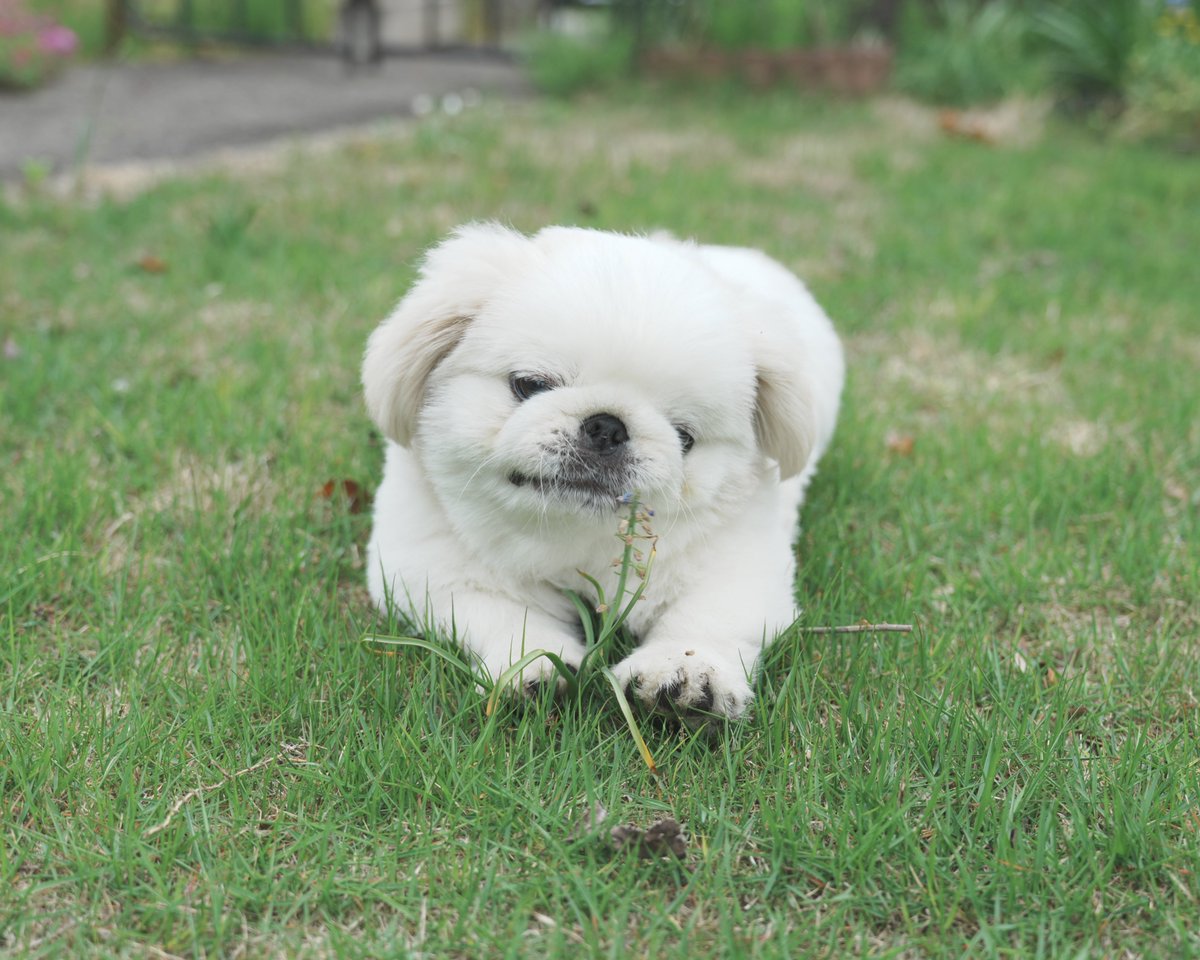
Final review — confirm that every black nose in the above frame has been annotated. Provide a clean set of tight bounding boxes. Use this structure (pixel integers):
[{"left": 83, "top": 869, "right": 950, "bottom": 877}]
[{"left": 580, "top": 413, "right": 629, "bottom": 454}]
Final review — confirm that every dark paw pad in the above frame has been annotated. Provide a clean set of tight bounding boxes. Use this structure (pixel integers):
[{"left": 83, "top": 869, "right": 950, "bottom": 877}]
[
  {"left": 661, "top": 677, "right": 722, "bottom": 726},
  {"left": 692, "top": 678, "right": 715, "bottom": 714},
  {"left": 653, "top": 677, "right": 684, "bottom": 712}
]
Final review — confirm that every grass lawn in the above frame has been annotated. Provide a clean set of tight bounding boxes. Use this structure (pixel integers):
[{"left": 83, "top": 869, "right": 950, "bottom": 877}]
[{"left": 2, "top": 89, "right": 1198, "bottom": 958}]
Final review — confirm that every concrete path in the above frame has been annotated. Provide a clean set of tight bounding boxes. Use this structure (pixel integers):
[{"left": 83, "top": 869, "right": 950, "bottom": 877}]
[{"left": 0, "top": 52, "right": 528, "bottom": 178}]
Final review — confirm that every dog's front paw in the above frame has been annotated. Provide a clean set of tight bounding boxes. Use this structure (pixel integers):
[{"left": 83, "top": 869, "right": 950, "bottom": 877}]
[{"left": 613, "top": 647, "right": 754, "bottom": 722}]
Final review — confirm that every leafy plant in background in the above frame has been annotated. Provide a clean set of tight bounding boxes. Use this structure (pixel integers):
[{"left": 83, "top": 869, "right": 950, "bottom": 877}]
[
  {"left": 698, "top": 0, "right": 860, "bottom": 49},
  {"left": 520, "top": 26, "right": 636, "bottom": 97},
  {"left": 801, "top": 0, "right": 859, "bottom": 46},
  {"left": 894, "top": 0, "right": 1042, "bottom": 106},
  {"left": 1124, "top": 1, "right": 1200, "bottom": 147},
  {"left": 1032, "top": 0, "right": 1155, "bottom": 104},
  {"left": 0, "top": 0, "right": 77, "bottom": 89},
  {"left": 703, "top": 2, "right": 765, "bottom": 49}
]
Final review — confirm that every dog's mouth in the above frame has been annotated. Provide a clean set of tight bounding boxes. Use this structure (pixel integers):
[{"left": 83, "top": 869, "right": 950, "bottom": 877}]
[{"left": 507, "top": 470, "right": 626, "bottom": 508}]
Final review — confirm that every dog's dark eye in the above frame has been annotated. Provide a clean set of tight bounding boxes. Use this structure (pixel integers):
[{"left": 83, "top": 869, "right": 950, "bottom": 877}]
[
  {"left": 676, "top": 426, "right": 695, "bottom": 454},
  {"left": 510, "top": 374, "right": 554, "bottom": 401}
]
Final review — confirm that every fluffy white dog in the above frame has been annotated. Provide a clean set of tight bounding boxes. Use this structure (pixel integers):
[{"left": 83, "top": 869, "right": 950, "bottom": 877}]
[{"left": 363, "top": 224, "right": 843, "bottom": 720}]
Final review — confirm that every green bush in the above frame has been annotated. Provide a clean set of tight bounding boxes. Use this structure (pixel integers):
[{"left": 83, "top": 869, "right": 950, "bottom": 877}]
[
  {"left": 520, "top": 28, "right": 636, "bottom": 98},
  {"left": 627, "top": 0, "right": 867, "bottom": 52},
  {"left": 1032, "top": 0, "right": 1154, "bottom": 103},
  {"left": 895, "top": 0, "right": 1043, "bottom": 106},
  {"left": 703, "top": 0, "right": 843, "bottom": 50}
]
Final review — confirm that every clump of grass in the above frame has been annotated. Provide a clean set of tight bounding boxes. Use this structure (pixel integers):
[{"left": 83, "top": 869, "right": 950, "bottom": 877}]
[
  {"left": 363, "top": 494, "right": 660, "bottom": 771},
  {"left": 565, "top": 495, "right": 659, "bottom": 771}
]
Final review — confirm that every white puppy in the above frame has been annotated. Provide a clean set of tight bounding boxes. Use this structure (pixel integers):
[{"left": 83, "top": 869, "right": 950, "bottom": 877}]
[{"left": 363, "top": 224, "right": 843, "bottom": 720}]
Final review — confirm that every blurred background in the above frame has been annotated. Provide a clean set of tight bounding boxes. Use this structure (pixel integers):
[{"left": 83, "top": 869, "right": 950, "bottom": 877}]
[{"left": 3, "top": 0, "right": 1198, "bottom": 170}]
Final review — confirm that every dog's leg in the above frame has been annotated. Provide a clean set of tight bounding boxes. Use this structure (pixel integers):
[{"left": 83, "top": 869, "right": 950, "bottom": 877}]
[
  {"left": 612, "top": 611, "right": 775, "bottom": 723},
  {"left": 383, "top": 584, "right": 587, "bottom": 697},
  {"left": 612, "top": 500, "right": 798, "bottom": 722}
]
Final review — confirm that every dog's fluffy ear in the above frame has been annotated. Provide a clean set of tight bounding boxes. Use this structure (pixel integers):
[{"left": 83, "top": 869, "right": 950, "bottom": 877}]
[
  {"left": 754, "top": 352, "right": 819, "bottom": 480},
  {"left": 753, "top": 306, "right": 845, "bottom": 479},
  {"left": 691, "top": 244, "right": 843, "bottom": 480},
  {"left": 363, "top": 223, "right": 533, "bottom": 445},
  {"left": 752, "top": 308, "right": 845, "bottom": 480}
]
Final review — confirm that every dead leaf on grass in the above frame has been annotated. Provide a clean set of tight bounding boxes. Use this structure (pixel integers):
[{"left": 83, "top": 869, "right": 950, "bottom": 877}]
[
  {"left": 885, "top": 431, "right": 915, "bottom": 456},
  {"left": 136, "top": 253, "right": 168, "bottom": 274},
  {"left": 937, "top": 100, "right": 1049, "bottom": 147},
  {"left": 3, "top": 335, "right": 20, "bottom": 360},
  {"left": 319, "top": 479, "right": 372, "bottom": 514},
  {"left": 938, "top": 109, "right": 995, "bottom": 144}
]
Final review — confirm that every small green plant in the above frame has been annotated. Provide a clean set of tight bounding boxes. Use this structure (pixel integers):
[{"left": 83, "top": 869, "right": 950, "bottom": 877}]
[
  {"left": 562, "top": 495, "right": 659, "bottom": 770},
  {"left": 207, "top": 202, "right": 258, "bottom": 249},
  {"left": 202, "top": 202, "right": 258, "bottom": 278},
  {"left": 20, "top": 157, "right": 49, "bottom": 189}
]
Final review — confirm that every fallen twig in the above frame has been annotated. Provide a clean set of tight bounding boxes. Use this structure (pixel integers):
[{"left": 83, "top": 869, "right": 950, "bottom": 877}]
[
  {"left": 144, "top": 741, "right": 310, "bottom": 838},
  {"left": 797, "top": 622, "right": 913, "bottom": 635}
]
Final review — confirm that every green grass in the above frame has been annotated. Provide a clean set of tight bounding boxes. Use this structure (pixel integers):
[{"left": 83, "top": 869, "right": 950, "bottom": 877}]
[{"left": 2, "top": 90, "right": 1198, "bottom": 958}]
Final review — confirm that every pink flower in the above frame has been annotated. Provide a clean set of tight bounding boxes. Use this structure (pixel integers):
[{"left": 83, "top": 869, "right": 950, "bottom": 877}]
[{"left": 38, "top": 23, "right": 76, "bottom": 56}]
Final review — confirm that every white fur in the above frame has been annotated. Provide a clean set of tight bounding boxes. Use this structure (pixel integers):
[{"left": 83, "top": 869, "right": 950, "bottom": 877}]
[{"left": 363, "top": 224, "right": 844, "bottom": 719}]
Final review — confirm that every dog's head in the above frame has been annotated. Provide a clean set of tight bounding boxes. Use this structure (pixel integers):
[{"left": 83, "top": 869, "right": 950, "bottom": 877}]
[{"left": 363, "top": 224, "right": 826, "bottom": 524}]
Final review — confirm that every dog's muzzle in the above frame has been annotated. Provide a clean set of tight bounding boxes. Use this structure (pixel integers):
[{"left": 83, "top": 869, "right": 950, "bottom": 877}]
[{"left": 508, "top": 412, "right": 633, "bottom": 507}]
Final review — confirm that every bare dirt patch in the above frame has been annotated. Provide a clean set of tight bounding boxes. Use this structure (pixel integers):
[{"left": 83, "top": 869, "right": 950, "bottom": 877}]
[
  {"left": 498, "top": 114, "right": 739, "bottom": 177},
  {"left": 852, "top": 327, "right": 1098, "bottom": 451},
  {"left": 147, "top": 452, "right": 276, "bottom": 517},
  {"left": 100, "top": 453, "right": 276, "bottom": 579},
  {"left": 872, "top": 95, "right": 1051, "bottom": 149},
  {"left": 853, "top": 326, "right": 1133, "bottom": 464},
  {"left": 734, "top": 134, "right": 864, "bottom": 197}
]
